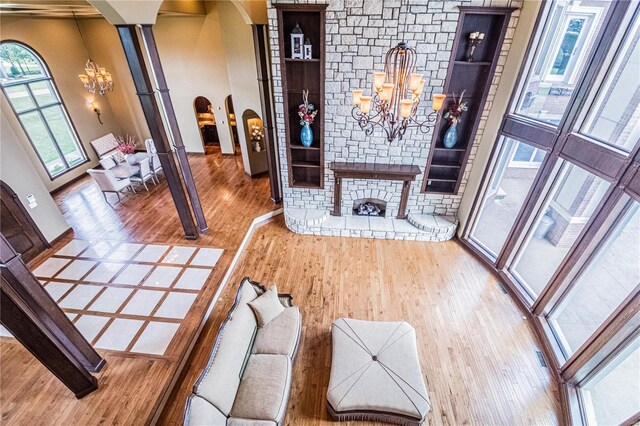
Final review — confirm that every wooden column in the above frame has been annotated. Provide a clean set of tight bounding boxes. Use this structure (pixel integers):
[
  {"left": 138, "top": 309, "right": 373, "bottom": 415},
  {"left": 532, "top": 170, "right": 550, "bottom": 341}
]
[
  {"left": 252, "top": 24, "right": 282, "bottom": 203},
  {"left": 398, "top": 181, "right": 412, "bottom": 220},
  {"left": 0, "top": 235, "right": 103, "bottom": 398},
  {"left": 139, "top": 26, "right": 208, "bottom": 233},
  {"left": 116, "top": 25, "right": 198, "bottom": 240},
  {"left": 332, "top": 177, "right": 342, "bottom": 217}
]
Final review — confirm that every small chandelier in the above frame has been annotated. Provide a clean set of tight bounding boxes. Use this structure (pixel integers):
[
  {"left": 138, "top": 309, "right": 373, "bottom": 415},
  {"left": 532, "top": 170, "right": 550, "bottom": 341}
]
[
  {"left": 78, "top": 59, "right": 113, "bottom": 95},
  {"left": 351, "top": 42, "right": 446, "bottom": 142}
]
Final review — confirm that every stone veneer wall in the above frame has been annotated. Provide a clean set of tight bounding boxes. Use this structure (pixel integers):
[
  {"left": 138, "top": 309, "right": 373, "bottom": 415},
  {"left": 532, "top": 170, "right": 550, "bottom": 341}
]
[{"left": 268, "top": 0, "right": 523, "bottom": 218}]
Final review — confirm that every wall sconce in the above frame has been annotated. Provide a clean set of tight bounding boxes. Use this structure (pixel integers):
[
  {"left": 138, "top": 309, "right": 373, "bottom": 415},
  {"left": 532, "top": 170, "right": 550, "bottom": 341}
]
[{"left": 86, "top": 100, "right": 103, "bottom": 125}]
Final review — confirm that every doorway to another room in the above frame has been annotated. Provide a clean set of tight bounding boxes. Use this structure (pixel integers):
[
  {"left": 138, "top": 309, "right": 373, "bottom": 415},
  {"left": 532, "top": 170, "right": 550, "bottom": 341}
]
[{"left": 194, "top": 96, "right": 219, "bottom": 147}]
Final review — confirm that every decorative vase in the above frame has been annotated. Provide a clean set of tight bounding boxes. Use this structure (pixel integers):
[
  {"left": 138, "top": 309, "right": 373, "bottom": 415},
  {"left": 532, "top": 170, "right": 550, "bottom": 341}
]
[
  {"left": 443, "top": 123, "right": 458, "bottom": 148},
  {"left": 300, "top": 122, "right": 313, "bottom": 147},
  {"left": 124, "top": 153, "right": 137, "bottom": 165}
]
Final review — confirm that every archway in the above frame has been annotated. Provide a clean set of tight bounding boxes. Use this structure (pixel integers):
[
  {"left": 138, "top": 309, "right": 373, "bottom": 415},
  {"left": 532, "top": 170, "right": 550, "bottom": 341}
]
[
  {"left": 225, "top": 95, "right": 240, "bottom": 147},
  {"left": 193, "top": 96, "right": 219, "bottom": 148},
  {"left": 241, "top": 109, "right": 269, "bottom": 177}
]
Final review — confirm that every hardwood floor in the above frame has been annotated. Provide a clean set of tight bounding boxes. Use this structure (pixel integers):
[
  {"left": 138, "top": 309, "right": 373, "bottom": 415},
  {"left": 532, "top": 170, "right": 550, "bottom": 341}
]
[
  {"left": 1, "top": 145, "right": 561, "bottom": 425},
  {"left": 0, "top": 146, "right": 277, "bottom": 425},
  {"left": 160, "top": 217, "right": 561, "bottom": 425}
]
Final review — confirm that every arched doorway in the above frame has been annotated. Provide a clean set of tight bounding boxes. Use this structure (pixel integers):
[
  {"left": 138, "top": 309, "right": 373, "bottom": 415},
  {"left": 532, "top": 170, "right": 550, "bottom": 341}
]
[
  {"left": 241, "top": 109, "right": 269, "bottom": 177},
  {"left": 193, "top": 96, "right": 219, "bottom": 147},
  {"left": 225, "top": 95, "right": 240, "bottom": 147}
]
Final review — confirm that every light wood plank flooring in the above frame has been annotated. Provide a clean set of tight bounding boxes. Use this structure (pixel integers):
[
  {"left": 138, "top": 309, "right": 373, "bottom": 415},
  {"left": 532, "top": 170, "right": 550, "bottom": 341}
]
[
  {"left": 1, "top": 146, "right": 561, "bottom": 425},
  {"left": 160, "top": 217, "right": 561, "bottom": 425},
  {"left": 0, "top": 146, "right": 277, "bottom": 425}
]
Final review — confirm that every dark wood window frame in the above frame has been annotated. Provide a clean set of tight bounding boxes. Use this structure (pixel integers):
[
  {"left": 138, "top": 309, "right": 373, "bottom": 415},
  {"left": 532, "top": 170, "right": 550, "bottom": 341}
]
[
  {"left": 458, "top": 1, "right": 640, "bottom": 424},
  {"left": 0, "top": 40, "right": 89, "bottom": 180}
]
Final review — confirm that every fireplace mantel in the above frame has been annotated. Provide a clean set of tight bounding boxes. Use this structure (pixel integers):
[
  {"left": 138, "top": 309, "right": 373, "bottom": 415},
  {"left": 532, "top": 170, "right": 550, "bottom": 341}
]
[{"left": 329, "top": 162, "right": 421, "bottom": 219}]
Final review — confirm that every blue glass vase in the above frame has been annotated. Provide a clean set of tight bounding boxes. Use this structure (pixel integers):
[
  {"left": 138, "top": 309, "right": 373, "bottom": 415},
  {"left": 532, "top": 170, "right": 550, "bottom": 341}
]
[
  {"left": 443, "top": 122, "right": 458, "bottom": 148},
  {"left": 300, "top": 122, "right": 313, "bottom": 147}
]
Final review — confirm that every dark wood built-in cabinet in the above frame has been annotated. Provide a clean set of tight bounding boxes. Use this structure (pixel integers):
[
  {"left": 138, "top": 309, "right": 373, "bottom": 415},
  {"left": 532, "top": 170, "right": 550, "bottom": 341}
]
[
  {"left": 423, "top": 7, "right": 515, "bottom": 194},
  {"left": 275, "top": 4, "right": 326, "bottom": 189}
]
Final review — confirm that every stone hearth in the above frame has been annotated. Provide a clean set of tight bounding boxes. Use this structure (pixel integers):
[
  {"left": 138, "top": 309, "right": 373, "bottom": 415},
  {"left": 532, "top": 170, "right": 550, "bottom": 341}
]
[{"left": 285, "top": 208, "right": 457, "bottom": 242}]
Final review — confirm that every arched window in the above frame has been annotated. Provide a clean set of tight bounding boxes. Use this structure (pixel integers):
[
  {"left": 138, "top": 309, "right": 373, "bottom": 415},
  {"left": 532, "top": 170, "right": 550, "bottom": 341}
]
[{"left": 1, "top": 41, "right": 87, "bottom": 178}]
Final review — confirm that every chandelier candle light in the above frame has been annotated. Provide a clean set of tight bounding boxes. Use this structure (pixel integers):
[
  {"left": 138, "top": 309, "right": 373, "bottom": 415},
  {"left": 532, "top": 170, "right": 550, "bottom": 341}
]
[
  {"left": 465, "top": 32, "right": 485, "bottom": 62},
  {"left": 352, "top": 42, "right": 446, "bottom": 142},
  {"left": 72, "top": 11, "right": 114, "bottom": 95},
  {"left": 79, "top": 59, "right": 113, "bottom": 95}
]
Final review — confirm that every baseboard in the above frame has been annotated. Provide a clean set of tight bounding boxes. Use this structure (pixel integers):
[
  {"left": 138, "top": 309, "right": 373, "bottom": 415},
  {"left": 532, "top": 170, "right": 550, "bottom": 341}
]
[
  {"left": 50, "top": 173, "right": 89, "bottom": 195},
  {"left": 150, "top": 207, "right": 284, "bottom": 425},
  {"left": 246, "top": 170, "right": 269, "bottom": 178},
  {"left": 49, "top": 227, "right": 74, "bottom": 248}
]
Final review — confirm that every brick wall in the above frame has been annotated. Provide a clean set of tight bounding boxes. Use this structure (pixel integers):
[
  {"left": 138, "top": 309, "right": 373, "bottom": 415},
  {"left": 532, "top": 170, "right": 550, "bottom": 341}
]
[{"left": 268, "top": 0, "right": 523, "bottom": 218}]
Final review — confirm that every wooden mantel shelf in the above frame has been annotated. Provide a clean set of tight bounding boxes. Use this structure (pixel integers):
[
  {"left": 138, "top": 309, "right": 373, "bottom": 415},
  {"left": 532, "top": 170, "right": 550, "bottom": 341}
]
[
  {"left": 330, "top": 162, "right": 421, "bottom": 180},
  {"left": 329, "top": 162, "right": 422, "bottom": 219}
]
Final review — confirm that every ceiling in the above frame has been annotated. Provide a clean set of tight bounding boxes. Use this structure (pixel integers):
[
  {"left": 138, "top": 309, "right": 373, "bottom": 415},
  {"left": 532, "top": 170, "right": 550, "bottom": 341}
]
[
  {"left": 0, "top": 1, "right": 103, "bottom": 17},
  {"left": 0, "top": 0, "right": 209, "bottom": 18}
]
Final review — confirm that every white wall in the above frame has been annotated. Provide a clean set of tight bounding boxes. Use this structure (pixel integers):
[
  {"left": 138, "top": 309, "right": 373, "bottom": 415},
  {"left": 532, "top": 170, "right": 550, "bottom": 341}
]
[
  {"left": 1, "top": 112, "right": 70, "bottom": 242},
  {"left": 218, "top": 0, "right": 268, "bottom": 175},
  {"left": 0, "top": 16, "right": 124, "bottom": 191},
  {"left": 153, "top": 12, "right": 235, "bottom": 154}
]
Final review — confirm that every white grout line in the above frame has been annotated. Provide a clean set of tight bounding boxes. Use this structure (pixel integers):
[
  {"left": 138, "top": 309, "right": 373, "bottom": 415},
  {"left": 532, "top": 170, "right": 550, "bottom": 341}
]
[{"left": 151, "top": 207, "right": 284, "bottom": 425}]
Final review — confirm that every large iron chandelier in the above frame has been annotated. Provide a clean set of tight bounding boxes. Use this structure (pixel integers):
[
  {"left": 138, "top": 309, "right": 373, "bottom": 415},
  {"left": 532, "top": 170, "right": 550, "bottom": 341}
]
[
  {"left": 78, "top": 59, "right": 113, "bottom": 95},
  {"left": 351, "top": 42, "right": 446, "bottom": 142}
]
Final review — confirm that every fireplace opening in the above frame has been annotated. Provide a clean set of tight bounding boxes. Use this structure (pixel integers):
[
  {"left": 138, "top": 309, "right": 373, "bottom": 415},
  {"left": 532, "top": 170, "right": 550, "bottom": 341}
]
[{"left": 353, "top": 198, "right": 386, "bottom": 217}]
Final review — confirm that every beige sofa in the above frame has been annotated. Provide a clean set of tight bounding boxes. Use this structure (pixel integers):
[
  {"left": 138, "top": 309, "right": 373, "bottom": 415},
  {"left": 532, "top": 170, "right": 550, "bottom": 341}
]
[{"left": 184, "top": 278, "right": 302, "bottom": 426}]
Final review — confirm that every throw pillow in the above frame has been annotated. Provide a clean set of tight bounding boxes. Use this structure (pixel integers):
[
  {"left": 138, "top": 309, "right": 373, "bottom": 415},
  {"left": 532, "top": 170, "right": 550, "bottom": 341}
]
[{"left": 248, "top": 285, "right": 285, "bottom": 327}]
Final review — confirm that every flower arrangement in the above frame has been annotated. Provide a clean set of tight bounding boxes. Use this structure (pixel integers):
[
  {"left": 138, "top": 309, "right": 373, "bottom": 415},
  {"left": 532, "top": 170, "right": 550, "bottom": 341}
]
[
  {"left": 250, "top": 123, "right": 264, "bottom": 152},
  {"left": 298, "top": 89, "right": 317, "bottom": 127},
  {"left": 444, "top": 90, "right": 468, "bottom": 125},
  {"left": 115, "top": 134, "right": 139, "bottom": 155}
]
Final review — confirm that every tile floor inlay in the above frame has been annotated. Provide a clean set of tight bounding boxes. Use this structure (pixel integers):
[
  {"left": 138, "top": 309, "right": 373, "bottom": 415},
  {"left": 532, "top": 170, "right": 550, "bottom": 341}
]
[
  {"left": 94, "top": 318, "right": 144, "bottom": 351},
  {"left": 162, "top": 246, "right": 196, "bottom": 265},
  {"left": 134, "top": 244, "right": 170, "bottom": 263},
  {"left": 56, "top": 239, "right": 91, "bottom": 257},
  {"left": 44, "top": 281, "right": 74, "bottom": 301},
  {"left": 143, "top": 265, "right": 182, "bottom": 288},
  {"left": 131, "top": 321, "right": 181, "bottom": 355},
  {"left": 56, "top": 259, "right": 97, "bottom": 280},
  {"left": 25, "top": 239, "right": 225, "bottom": 356},
  {"left": 84, "top": 262, "right": 125, "bottom": 283}
]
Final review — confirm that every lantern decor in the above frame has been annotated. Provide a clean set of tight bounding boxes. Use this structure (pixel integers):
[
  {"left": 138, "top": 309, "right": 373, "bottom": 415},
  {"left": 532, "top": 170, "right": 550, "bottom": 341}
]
[
  {"left": 290, "top": 23, "right": 304, "bottom": 59},
  {"left": 443, "top": 90, "right": 468, "bottom": 149},
  {"left": 298, "top": 89, "right": 317, "bottom": 147},
  {"left": 465, "top": 31, "right": 485, "bottom": 62},
  {"left": 351, "top": 42, "right": 446, "bottom": 143},
  {"left": 303, "top": 38, "right": 313, "bottom": 59}
]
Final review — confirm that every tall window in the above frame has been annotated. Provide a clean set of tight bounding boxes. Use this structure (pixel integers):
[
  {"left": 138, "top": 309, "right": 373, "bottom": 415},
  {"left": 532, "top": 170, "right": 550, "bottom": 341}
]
[
  {"left": 0, "top": 42, "right": 87, "bottom": 178},
  {"left": 469, "top": 137, "right": 546, "bottom": 258},
  {"left": 515, "top": 1, "right": 609, "bottom": 126},
  {"left": 464, "top": 1, "right": 640, "bottom": 424}
]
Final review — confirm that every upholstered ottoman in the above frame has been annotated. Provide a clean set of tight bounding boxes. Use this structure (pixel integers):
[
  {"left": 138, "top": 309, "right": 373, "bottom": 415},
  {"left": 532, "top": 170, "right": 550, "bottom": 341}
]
[{"left": 327, "top": 318, "right": 430, "bottom": 426}]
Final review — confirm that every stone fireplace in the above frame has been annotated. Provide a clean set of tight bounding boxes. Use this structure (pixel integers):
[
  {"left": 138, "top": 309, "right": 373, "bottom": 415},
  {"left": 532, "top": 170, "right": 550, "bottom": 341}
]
[{"left": 268, "top": 0, "right": 522, "bottom": 241}]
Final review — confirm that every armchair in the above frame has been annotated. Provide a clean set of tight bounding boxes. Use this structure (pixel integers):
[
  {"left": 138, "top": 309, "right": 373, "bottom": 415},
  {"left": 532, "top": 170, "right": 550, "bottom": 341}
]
[
  {"left": 145, "top": 139, "right": 163, "bottom": 183},
  {"left": 87, "top": 169, "right": 132, "bottom": 204},
  {"left": 130, "top": 158, "right": 154, "bottom": 191}
]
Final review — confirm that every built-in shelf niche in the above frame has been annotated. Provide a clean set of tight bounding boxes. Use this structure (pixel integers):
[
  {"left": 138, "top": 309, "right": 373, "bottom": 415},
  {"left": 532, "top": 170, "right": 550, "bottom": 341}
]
[
  {"left": 275, "top": 4, "right": 327, "bottom": 189},
  {"left": 422, "top": 6, "right": 516, "bottom": 194}
]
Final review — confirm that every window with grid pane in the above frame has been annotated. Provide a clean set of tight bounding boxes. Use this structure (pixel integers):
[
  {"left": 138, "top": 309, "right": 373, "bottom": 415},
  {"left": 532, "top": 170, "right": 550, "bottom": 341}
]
[{"left": 0, "top": 42, "right": 86, "bottom": 178}]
